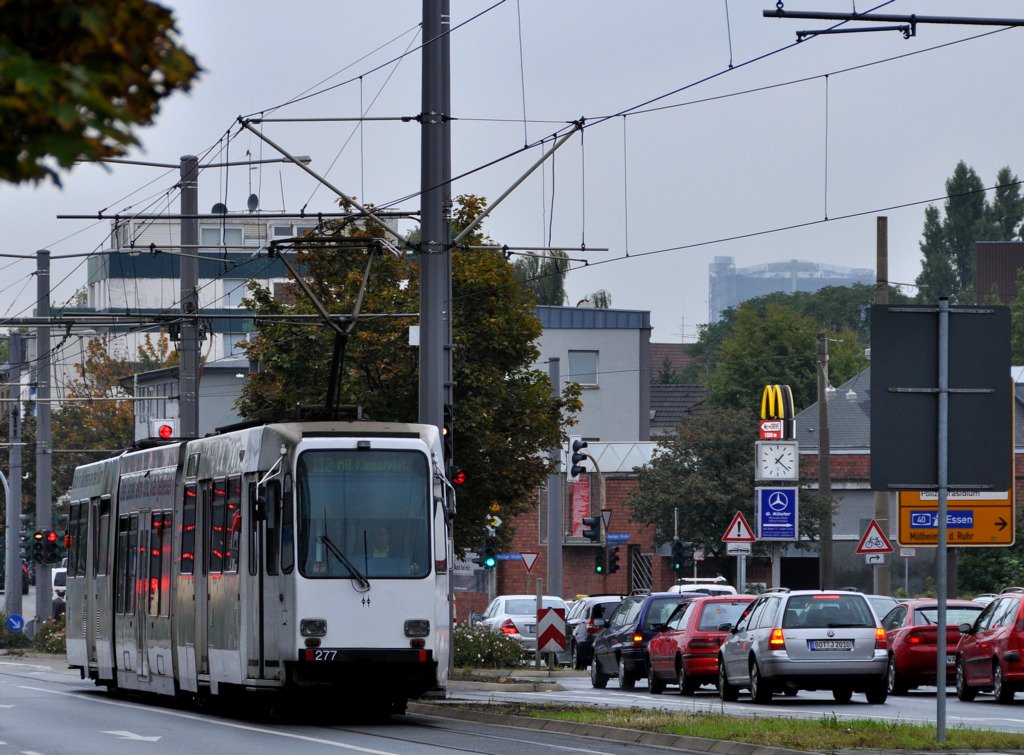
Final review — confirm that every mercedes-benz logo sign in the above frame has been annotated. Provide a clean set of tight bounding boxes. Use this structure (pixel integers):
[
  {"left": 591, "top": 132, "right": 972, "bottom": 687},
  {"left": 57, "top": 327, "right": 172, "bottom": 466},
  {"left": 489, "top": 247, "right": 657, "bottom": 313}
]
[{"left": 768, "top": 491, "right": 789, "bottom": 512}]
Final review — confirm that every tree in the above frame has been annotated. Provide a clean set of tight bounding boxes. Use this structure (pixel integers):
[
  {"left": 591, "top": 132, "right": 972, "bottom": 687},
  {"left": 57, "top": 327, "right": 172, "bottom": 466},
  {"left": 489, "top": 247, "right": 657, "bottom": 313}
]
[
  {"left": 238, "top": 195, "right": 582, "bottom": 550},
  {"left": 914, "top": 161, "right": 1024, "bottom": 304},
  {"left": 512, "top": 250, "right": 569, "bottom": 305},
  {"left": 625, "top": 407, "right": 833, "bottom": 557},
  {"left": 0, "top": 0, "right": 200, "bottom": 186},
  {"left": 703, "top": 302, "right": 867, "bottom": 412},
  {"left": 51, "top": 331, "right": 178, "bottom": 504}
]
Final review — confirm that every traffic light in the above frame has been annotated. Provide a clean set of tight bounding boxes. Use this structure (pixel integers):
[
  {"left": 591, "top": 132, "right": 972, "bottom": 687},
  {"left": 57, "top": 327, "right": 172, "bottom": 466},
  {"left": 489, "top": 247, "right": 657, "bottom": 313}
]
[
  {"left": 568, "top": 435, "right": 589, "bottom": 481},
  {"left": 442, "top": 404, "right": 454, "bottom": 467},
  {"left": 148, "top": 418, "right": 178, "bottom": 439},
  {"left": 671, "top": 539, "right": 685, "bottom": 572},
  {"left": 451, "top": 467, "right": 467, "bottom": 486},
  {"left": 582, "top": 516, "right": 601, "bottom": 543},
  {"left": 681, "top": 542, "right": 694, "bottom": 570},
  {"left": 471, "top": 541, "right": 486, "bottom": 568},
  {"left": 32, "top": 531, "right": 45, "bottom": 564},
  {"left": 594, "top": 547, "right": 606, "bottom": 574},
  {"left": 608, "top": 546, "right": 621, "bottom": 574},
  {"left": 481, "top": 537, "right": 497, "bottom": 569},
  {"left": 44, "top": 530, "right": 61, "bottom": 565}
]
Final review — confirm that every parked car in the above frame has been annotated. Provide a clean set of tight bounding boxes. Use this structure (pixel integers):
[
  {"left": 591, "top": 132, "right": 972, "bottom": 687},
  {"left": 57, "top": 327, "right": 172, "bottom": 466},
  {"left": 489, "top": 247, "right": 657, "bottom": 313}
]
[
  {"left": 556, "top": 594, "right": 624, "bottom": 670},
  {"left": 718, "top": 589, "right": 889, "bottom": 704},
  {"left": 477, "top": 594, "right": 569, "bottom": 653},
  {"left": 881, "top": 598, "right": 984, "bottom": 694},
  {"left": 666, "top": 577, "right": 738, "bottom": 597},
  {"left": 647, "top": 594, "right": 755, "bottom": 695},
  {"left": 955, "top": 588, "right": 1024, "bottom": 703},
  {"left": 840, "top": 587, "right": 899, "bottom": 619},
  {"left": 972, "top": 593, "right": 999, "bottom": 607},
  {"left": 590, "top": 591, "right": 703, "bottom": 690}
]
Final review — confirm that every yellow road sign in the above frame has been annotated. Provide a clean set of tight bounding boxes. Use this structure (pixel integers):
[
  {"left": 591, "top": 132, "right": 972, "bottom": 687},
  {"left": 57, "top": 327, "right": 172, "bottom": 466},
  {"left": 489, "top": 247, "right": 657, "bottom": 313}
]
[{"left": 897, "top": 490, "right": 1014, "bottom": 547}]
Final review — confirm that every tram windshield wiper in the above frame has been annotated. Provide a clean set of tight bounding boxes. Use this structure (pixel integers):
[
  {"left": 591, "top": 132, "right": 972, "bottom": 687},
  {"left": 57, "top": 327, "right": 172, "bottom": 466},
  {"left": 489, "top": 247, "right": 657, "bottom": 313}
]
[{"left": 318, "top": 534, "right": 370, "bottom": 590}]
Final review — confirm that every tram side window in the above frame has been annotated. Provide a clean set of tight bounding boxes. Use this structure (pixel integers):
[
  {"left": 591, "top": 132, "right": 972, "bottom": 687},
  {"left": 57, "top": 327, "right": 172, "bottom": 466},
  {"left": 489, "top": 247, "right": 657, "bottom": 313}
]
[
  {"left": 265, "top": 479, "right": 280, "bottom": 577},
  {"left": 149, "top": 511, "right": 172, "bottom": 616},
  {"left": 116, "top": 515, "right": 139, "bottom": 615},
  {"left": 281, "top": 473, "right": 294, "bottom": 574},
  {"left": 224, "top": 476, "right": 241, "bottom": 573},
  {"left": 247, "top": 481, "right": 258, "bottom": 577},
  {"left": 95, "top": 498, "right": 110, "bottom": 577},
  {"left": 209, "top": 480, "right": 226, "bottom": 574},
  {"left": 68, "top": 502, "right": 83, "bottom": 577},
  {"left": 181, "top": 484, "right": 197, "bottom": 576},
  {"left": 73, "top": 501, "right": 88, "bottom": 577}
]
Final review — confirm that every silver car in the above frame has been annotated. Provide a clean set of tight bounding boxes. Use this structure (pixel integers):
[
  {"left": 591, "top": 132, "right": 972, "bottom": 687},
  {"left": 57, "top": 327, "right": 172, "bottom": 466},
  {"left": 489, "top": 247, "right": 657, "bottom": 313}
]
[
  {"left": 718, "top": 589, "right": 889, "bottom": 704},
  {"left": 478, "top": 594, "right": 569, "bottom": 653}
]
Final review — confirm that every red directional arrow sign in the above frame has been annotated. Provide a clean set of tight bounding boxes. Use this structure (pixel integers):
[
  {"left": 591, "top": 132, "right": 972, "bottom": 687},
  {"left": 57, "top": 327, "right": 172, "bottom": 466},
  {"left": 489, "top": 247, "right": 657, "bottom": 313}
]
[{"left": 537, "top": 607, "right": 565, "bottom": 653}]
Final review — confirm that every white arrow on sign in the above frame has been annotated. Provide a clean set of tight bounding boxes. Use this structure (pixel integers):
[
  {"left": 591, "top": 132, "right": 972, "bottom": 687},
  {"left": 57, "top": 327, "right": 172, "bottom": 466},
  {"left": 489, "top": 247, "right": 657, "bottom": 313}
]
[
  {"left": 487, "top": 515, "right": 502, "bottom": 528},
  {"left": 103, "top": 731, "right": 162, "bottom": 742}
]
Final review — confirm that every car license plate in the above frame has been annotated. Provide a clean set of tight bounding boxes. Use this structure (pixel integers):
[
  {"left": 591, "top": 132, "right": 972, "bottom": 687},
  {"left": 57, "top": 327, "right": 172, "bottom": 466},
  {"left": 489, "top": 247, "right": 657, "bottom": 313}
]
[
  {"left": 946, "top": 654, "right": 955, "bottom": 665},
  {"left": 809, "top": 639, "right": 852, "bottom": 651},
  {"left": 527, "top": 625, "right": 535, "bottom": 634}
]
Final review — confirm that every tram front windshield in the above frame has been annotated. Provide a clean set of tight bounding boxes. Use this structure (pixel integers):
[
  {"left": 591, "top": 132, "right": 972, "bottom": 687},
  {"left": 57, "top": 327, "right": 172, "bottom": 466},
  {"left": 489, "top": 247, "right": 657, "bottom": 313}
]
[{"left": 297, "top": 449, "right": 431, "bottom": 579}]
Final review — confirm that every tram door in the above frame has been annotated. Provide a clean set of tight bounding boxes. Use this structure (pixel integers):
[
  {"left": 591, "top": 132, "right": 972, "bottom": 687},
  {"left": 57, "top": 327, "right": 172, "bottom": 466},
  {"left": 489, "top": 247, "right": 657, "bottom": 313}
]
[
  {"left": 176, "top": 480, "right": 207, "bottom": 692},
  {"left": 88, "top": 496, "right": 113, "bottom": 677},
  {"left": 135, "top": 514, "right": 151, "bottom": 681},
  {"left": 249, "top": 477, "right": 283, "bottom": 680}
]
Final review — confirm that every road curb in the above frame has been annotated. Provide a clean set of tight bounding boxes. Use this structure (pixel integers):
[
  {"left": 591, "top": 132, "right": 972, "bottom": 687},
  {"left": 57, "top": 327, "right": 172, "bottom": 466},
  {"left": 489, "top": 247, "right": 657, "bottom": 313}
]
[{"left": 408, "top": 701, "right": 806, "bottom": 755}]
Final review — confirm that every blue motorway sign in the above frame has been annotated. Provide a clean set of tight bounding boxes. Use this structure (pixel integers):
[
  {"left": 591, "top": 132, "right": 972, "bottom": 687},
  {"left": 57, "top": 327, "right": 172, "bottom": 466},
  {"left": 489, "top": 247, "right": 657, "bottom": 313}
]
[
  {"left": 756, "top": 487, "right": 798, "bottom": 541},
  {"left": 909, "top": 510, "right": 974, "bottom": 529}
]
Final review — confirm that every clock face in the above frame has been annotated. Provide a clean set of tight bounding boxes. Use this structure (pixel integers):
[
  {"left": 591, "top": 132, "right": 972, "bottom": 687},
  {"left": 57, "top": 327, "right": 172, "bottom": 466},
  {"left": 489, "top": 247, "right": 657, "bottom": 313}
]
[{"left": 756, "top": 442, "right": 798, "bottom": 481}]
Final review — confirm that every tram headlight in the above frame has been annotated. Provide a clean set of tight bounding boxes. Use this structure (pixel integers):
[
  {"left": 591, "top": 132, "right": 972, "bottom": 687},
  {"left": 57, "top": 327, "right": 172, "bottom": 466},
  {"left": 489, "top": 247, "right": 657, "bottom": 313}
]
[
  {"left": 404, "top": 619, "right": 430, "bottom": 638},
  {"left": 300, "top": 618, "right": 327, "bottom": 637}
]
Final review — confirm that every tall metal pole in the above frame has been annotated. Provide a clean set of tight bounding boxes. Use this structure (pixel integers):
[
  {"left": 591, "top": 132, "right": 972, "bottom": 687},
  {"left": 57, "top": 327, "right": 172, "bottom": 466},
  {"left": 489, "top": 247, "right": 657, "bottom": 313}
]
[
  {"left": 874, "top": 218, "right": 892, "bottom": 595},
  {"left": 936, "top": 298, "right": 949, "bottom": 742},
  {"left": 35, "top": 251, "right": 53, "bottom": 621},
  {"left": 4, "top": 336, "right": 23, "bottom": 620},
  {"left": 179, "top": 156, "right": 200, "bottom": 439},
  {"left": 546, "top": 358, "right": 562, "bottom": 597},
  {"left": 817, "top": 333, "right": 834, "bottom": 589},
  {"left": 419, "top": 0, "right": 451, "bottom": 438}
]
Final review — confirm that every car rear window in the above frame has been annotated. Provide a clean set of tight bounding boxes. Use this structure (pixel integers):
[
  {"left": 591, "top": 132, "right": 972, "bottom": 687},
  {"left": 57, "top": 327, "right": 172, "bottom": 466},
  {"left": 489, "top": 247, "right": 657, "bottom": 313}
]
[
  {"left": 914, "top": 606, "right": 984, "bottom": 626},
  {"left": 697, "top": 600, "right": 749, "bottom": 631},
  {"left": 782, "top": 594, "right": 875, "bottom": 628},
  {"left": 506, "top": 599, "right": 536, "bottom": 614},
  {"left": 53, "top": 570, "right": 67, "bottom": 587}
]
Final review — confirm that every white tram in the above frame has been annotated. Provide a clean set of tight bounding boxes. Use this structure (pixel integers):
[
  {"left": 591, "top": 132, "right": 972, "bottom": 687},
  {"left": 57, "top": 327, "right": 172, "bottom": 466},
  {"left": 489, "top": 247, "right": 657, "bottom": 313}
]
[{"left": 65, "top": 420, "right": 454, "bottom": 713}]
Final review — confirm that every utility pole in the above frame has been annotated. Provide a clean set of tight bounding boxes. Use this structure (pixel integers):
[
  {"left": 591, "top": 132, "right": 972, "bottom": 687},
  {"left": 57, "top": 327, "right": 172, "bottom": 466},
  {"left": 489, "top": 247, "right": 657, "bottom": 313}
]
[
  {"left": 546, "top": 358, "right": 562, "bottom": 597},
  {"left": 179, "top": 155, "right": 200, "bottom": 438},
  {"left": 817, "top": 333, "right": 834, "bottom": 589},
  {"left": 35, "top": 251, "right": 53, "bottom": 622},
  {"left": 4, "top": 335, "right": 24, "bottom": 621},
  {"left": 874, "top": 218, "right": 892, "bottom": 595}
]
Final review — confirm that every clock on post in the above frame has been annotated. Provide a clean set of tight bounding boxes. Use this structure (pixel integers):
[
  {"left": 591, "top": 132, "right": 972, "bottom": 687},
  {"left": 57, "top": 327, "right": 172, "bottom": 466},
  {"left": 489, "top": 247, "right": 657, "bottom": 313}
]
[{"left": 755, "top": 440, "right": 799, "bottom": 482}]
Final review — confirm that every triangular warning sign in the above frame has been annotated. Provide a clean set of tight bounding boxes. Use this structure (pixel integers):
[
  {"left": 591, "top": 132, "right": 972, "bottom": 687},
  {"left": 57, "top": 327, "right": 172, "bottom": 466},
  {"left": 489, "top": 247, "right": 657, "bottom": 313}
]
[
  {"left": 856, "top": 520, "right": 894, "bottom": 554},
  {"left": 722, "top": 511, "right": 756, "bottom": 542}
]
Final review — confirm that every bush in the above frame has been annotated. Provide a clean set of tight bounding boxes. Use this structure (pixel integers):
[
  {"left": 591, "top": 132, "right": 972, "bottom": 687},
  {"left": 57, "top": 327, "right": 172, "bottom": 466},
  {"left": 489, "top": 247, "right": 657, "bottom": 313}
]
[
  {"left": 453, "top": 623, "right": 527, "bottom": 669},
  {"left": 32, "top": 617, "right": 66, "bottom": 655}
]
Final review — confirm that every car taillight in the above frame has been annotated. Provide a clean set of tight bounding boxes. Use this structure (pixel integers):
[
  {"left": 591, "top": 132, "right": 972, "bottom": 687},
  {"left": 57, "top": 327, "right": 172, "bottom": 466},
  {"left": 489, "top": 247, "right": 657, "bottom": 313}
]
[
  {"left": 689, "top": 638, "right": 721, "bottom": 650},
  {"left": 906, "top": 630, "right": 924, "bottom": 645},
  {"left": 769, "top": 628, "right": 785, "bottom": 649},
  {"left": 631, "top": 633, "right": 644, "bottom": 646},
  {"left": 875, "top": 627, "right": 888, "bottom": 651},
  {"left": 585, "top": 619, "right": 602, "bottom": 634},
  {"left": 500, "top": 619, "right": 518, "bottom": 635}
]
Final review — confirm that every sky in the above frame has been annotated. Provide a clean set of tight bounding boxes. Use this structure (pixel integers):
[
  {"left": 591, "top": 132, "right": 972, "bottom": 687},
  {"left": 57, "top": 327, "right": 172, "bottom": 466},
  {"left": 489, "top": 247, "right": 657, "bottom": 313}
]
[{"left": 3, "top": 0, "right": 1024, "bottom": 343}]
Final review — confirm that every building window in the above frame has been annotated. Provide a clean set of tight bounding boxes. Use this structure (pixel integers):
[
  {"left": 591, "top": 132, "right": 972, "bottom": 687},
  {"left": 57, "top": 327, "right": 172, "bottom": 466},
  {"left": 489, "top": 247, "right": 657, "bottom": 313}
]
[
  {"left": 568, "top": 350, "right": 599, "bottom": 387},
  {"left": 200, "top": 226, "right": 244, "bottom": 251}
]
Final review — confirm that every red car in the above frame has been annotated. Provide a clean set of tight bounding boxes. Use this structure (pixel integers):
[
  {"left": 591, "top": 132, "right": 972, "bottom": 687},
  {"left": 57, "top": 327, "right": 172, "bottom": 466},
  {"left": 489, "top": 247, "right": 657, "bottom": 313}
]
[
  {"left": 880, "top": 598, "right": 983, "bottom": 695},
  {"left": 956, "top": 588, "right": 1024, "bottom": 703},
  {"left": 646, "top": 595, "right": 754, "bottom": 695}
]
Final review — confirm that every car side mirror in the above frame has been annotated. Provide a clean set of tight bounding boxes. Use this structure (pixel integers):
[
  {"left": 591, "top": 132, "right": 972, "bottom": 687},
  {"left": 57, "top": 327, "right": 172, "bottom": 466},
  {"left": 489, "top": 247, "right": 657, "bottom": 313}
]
[
  {"left": 718, "top": 622, "right": 733, "bottom": 632},
  {"left": 730, "top": 624, "right": 740, "bottom": 634},
  {"left": 468, "top": 611, "right": 482, "bottom": 627},
  {"left": 592, "top": 618, "right": 606, "bottom": 628},
  {"left": 651, "top": 622, "right": 667, "bottom": 633},
  {"left": 958, "top": 622, "right": 973, "bottom": 635}
]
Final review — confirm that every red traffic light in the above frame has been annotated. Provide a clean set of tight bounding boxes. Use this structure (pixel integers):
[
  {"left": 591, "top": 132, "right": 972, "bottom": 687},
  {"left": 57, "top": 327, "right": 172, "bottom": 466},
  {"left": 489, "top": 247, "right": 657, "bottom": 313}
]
[
  {"left": 157, "top": 423, "right": 174, "bottom": 439},
  {"left": 452, "top": 468, "right": 467, "bottom": 486},
  {"left": 45, "top": 530, "right": 58, "bottom": 543}
]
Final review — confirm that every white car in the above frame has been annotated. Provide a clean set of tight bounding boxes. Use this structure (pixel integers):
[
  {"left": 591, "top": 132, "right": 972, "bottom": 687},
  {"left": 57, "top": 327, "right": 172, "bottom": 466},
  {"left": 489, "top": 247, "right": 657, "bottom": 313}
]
[
  {"left": 477, "top": 594, "right": 569, "bottom": 653},
  {"left": 51, "top": 567, "right": 67, "bottom": 619}
]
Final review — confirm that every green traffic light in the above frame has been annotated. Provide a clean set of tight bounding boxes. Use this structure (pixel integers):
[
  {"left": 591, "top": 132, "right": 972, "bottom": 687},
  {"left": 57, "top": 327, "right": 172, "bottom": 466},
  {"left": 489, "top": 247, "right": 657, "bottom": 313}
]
[
  {"left": 595, "top": 564, "right": 604, "bottom": 573},
  {"left": 484, "top": 555, "right": 496, "bottom": 568}
]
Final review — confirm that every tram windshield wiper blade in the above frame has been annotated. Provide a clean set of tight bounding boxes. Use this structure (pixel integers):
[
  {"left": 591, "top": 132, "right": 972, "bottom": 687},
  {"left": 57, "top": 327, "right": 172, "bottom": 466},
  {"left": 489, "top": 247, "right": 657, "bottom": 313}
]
[{"left": 318, "top": 534, "right": 370, "bottom": 589}]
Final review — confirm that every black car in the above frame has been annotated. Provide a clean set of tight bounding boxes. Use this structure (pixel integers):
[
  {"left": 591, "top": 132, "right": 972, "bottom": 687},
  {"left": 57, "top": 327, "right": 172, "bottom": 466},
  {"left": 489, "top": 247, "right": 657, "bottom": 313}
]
[
  {"left": 556, "top": 595, "right": 624, "bottom": 669},
  {"left": 591, "top": 591, "right": 702, "bottom": 690}
]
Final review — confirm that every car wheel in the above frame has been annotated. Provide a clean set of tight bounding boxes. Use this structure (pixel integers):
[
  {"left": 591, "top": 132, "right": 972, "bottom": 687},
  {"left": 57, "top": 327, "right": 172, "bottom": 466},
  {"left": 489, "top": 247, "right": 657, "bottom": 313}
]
[
  {"left": 832, "top": 686, "right": 853, "bottom": 703},
  {"left": 719, "top": 658, "right": 739, "bottom": 702},
  {"left": 865, "top": 679, "right": 888, "bottom": 704},
  {"left": 590, "top": 654, "right": 608, "bottom": 689},
  {"left": 677, "top": 660, "right": 695, "bottom": 696},
  {"left": 749, "top": 659, "right": 772, "bottom": 704},
  {"left": 647, "top": 661, "right": 665, "bottom": 694},
  {"left": 571, "top": 641, "right": 582, "bottom": 670},
  {"left": 618, "top": 657, "right": 635, "bottom": 690},
  {"left": 886, "top": 655, "right": 906, "bottom": 696},
  {"left": 955, "top": 658, "right": 977, "bottom": 701},
  {"left": 994, "top": 663, "right": 1015, "bottom": 704}
]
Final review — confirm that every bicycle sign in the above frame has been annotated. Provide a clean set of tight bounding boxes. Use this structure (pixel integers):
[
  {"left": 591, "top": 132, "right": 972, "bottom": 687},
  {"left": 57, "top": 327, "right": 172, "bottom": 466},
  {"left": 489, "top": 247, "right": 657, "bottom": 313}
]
[{"left": 856, "top": 519, "right": 893, "bottom": 554}]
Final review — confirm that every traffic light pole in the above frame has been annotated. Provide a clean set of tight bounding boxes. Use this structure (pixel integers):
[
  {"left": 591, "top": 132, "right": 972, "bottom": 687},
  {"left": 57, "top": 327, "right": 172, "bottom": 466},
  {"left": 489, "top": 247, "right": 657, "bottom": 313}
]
[{"left": 36, "top": 251, "right": 54, "bottom": 623}]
